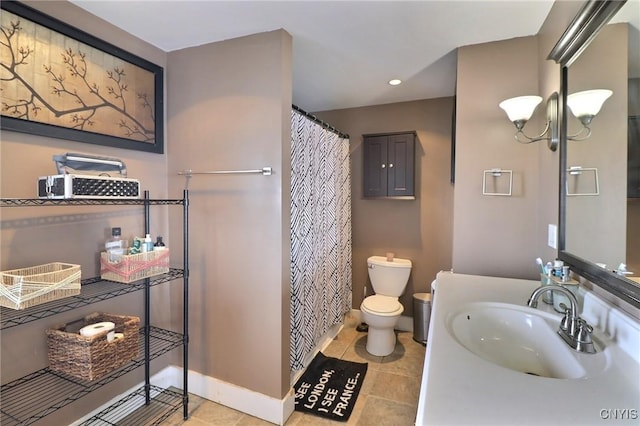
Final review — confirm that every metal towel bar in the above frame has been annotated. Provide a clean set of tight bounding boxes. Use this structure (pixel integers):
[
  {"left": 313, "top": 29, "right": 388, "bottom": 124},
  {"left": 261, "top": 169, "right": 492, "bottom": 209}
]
[
  {"left": 178, "top": 167, "right": 272, "bottom": 177},
  {"left": 482, "top": 168, "right": 513, "bottom": 196},
  {"left": 178, "top": 167, "right": 273, "bottom": 189}
]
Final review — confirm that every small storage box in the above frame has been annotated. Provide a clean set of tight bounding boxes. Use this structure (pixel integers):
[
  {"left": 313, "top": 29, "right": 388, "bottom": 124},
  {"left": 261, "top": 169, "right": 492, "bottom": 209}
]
[
  {"left": 46, "top": 312, "right": 139, "bottom": 381},
  {"left": 38, "top": 174, "right": 140, "bottom": 199},
  {"left": 0, "top": 262, "right": 81, "bottom": 310},
  {"left": 100, "top": 250, "right": 170, "bottom": 284}
]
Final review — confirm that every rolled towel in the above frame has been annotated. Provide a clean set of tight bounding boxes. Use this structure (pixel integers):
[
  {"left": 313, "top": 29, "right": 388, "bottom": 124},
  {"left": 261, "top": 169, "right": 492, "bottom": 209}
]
[{"left": 79, "top": 321, "right": 115, "bottom": 338}]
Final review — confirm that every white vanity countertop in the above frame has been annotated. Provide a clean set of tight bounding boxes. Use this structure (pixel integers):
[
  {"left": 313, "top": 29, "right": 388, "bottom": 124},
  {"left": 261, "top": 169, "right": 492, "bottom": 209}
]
[{"left": 416, "top": 271, "right": 640, "bottom": 425}]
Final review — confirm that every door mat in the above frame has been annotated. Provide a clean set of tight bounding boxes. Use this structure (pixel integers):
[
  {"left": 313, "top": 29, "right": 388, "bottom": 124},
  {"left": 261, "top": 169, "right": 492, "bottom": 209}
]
[{"left": 293, "top": 352, "right": 368, "bottom": 422}]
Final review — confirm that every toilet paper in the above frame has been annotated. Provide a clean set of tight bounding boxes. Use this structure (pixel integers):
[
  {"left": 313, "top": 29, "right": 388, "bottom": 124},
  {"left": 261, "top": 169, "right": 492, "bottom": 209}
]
[
  {"left": 79, "top": 321, "right": 115, "bottom": 338},
  {"left": 112, "top": 332, "right": 124, "bottom": 341}
]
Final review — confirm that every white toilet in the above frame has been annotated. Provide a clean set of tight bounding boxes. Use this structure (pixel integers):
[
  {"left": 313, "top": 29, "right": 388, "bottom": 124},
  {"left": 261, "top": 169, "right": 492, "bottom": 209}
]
[{"left": 360, "top": 255, "right": 412, "bottom": 356}]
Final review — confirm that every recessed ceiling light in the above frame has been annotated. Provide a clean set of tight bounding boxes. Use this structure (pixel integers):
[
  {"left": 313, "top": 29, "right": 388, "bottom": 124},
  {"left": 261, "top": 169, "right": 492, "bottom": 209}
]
[{"left": 388, "top": 79, "right": 402, "bottom": 86}]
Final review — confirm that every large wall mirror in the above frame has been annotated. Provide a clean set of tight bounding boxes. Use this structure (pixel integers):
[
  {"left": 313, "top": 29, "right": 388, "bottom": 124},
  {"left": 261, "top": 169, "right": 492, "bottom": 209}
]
[{"left": 552, "top": 0, "right": 640, "bottom": 309}]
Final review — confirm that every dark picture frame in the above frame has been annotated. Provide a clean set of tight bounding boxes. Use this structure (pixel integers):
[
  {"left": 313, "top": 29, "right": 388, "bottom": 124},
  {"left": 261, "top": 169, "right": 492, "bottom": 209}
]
[{"left": 0, "top": 1, "right": 164, "bottom": 154}]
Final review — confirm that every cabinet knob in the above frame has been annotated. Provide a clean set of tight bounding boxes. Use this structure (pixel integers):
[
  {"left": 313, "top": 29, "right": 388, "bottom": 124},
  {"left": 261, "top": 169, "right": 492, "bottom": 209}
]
[
  {"left": 381, "top": 164, "right": 386, "bottom": 169},
  {"left": 389, "top": 163, "right": 394, "bottom": 168}
]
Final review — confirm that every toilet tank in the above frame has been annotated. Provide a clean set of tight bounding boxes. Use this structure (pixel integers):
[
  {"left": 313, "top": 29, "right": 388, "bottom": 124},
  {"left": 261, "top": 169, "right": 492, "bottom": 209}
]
[{"left": 367, "top": 256, "right": 412, "bottom": 297}]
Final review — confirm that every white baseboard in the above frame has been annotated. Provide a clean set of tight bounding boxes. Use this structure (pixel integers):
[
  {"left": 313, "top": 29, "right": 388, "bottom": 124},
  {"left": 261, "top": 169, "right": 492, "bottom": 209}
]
[
  {"left": 70, "top": 366, "right": 294, "bottom": 426},
  {"left": 186, "top": 367, "right": 294, "bottom": 425},
  {"left": 396, "top": 314, "right": 413, "bottom": 332},
  {"left": 71, "top": 311, "right": 415, "bottom": 426},
  {"left": 70, "top": 366, "right": 180, "bottom": 425}
]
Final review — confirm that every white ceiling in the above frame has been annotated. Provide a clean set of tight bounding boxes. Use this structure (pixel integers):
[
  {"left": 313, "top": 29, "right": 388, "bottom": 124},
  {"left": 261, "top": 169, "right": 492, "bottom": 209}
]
[{"left": 70, "top": 1, "right": 559, "bottom": 112}]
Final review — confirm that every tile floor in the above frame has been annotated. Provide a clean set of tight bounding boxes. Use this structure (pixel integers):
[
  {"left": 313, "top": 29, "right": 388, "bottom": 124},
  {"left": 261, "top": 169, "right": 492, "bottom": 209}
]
[{"left": 165, "top": 319, "right": 426, "bottom": 426}]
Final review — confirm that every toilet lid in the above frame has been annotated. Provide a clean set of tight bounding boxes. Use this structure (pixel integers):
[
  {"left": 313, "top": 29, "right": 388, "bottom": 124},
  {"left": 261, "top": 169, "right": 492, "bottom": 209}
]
[{"left": 362, "top": 295, "right": 402, "bottom": 314}]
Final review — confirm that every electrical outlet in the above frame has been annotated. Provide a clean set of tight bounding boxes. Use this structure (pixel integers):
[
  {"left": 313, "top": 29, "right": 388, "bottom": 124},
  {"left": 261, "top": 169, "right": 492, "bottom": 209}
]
[{"left": 548, "top": 224, "right": 558, "bottom": 249}]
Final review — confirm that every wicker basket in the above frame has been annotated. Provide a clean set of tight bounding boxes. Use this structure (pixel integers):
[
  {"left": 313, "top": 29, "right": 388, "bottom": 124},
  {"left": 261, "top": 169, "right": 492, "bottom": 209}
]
[
  {"left": 0, "top": 262, "right": 81, "bottom": 310},
  {"left": 100, "top": 250, "right": 169, "bottom": 284},
  {"left": 46, "top": 312, "right": 139, "bottom": 381}
]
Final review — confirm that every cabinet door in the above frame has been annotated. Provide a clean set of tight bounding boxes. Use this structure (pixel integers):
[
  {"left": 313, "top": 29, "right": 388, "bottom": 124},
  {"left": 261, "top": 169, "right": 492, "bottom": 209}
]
[
  {"left": 387, "top": 133, "right": 415, "bottom": 197},
  {"left": 363, "top": 135, "right": 388, "bottom": 197}
]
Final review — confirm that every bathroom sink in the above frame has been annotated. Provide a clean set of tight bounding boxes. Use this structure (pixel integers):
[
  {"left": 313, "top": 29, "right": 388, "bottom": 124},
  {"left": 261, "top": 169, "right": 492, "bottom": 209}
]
[{"left": 446, "top": 302, "right": 604, "bottom": 379}]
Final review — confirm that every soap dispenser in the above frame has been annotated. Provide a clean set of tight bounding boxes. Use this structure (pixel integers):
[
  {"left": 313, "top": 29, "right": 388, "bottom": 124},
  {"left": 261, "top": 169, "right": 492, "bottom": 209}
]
[{"left": 142, "top": 234, "right": 153, "bottom": 252}]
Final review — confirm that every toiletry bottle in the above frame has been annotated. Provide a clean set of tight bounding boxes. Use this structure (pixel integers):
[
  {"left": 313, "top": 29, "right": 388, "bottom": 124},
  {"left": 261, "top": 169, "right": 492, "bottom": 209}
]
[
  {"left": 562, "top": 266, "right": 570, "bottom": 282},
  {"left": 106, "top": 227, "right": 125, "bottom": 262},
  {"left": 553, "top": 259, "right": 564, "bottom": 278},
  {"left": 154, "top": 236, "right": 166, "bottom": 250},
  {"left": 543, "top": 262, "right": 554, "bottom": 304},
  {"left": 129, "top": 238, "right": 142, "bottom": 255},
  {"left": 143, "top": 234, "right": 153, "bottom": 253}
]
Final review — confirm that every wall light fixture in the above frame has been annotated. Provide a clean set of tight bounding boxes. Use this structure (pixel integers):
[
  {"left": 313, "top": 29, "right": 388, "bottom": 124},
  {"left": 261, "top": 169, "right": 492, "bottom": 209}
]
[
  {"left": 566, "top": 89, "right": 612, "bottom": 140},
  {"left": 499, "top": 92, "right": 559, "bottom": 151},
  {"left": 499, "top": 89, "right": 612, "bottom": 151}
]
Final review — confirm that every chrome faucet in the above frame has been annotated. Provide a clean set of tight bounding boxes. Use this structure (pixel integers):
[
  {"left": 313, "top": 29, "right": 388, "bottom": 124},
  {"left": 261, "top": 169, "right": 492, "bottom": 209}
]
[{"left": 527, "top": 285, "right": 596, "bottom": 354}]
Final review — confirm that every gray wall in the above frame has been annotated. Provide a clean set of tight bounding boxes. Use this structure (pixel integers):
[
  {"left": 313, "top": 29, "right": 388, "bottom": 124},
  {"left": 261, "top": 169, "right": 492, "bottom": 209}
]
[
  {"left": 314, "top": 98, "right": 455, "bottom": 316},
  {"left": 313, "top": 0, "right": 591, "bottom": 315},
  {"left": 166, "top": 30, "right": 293, "bottom": 399},
  {"left": 1, "top": 0, "right": 630, "bottom": 423},
  {"left": 564, "top": 24, "right": 628, "bottom": 269},
  {"left": 629, "top": 77, "right": 640, "bottom": 272},
  {"left": 0, "top": 3, "right": 293, "bottom": 424},
  {"left": 452, "top": 0, "right": 588, "bottom": 280},
  {"left": 0, "top": 1, "right": 171, "bottom": 424},
  {"left": 454, "top": 35, "right": 545, "bottom": 279}
]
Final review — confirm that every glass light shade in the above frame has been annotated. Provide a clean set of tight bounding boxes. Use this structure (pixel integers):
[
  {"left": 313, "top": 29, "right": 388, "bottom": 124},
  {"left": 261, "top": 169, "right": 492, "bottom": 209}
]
[
  {"left": 499, "top": 96, "right": 543, "bottom": 122},
  {"left": 567, "top": 89, "right": 612, "bottom": 118}
]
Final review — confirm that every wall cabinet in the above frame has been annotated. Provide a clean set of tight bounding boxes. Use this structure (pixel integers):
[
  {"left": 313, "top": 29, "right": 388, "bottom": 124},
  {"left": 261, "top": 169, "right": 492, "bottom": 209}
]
[
  {"left": 363, "top": 132, "right": 416, "bottom": 199},
  {"left": 0, "top": 191, "right": 189, "bottom": 425}
]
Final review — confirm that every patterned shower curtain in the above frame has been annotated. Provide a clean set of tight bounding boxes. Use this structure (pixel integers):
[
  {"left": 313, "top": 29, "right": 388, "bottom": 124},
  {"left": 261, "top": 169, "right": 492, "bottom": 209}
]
[{"left": 290, "top": 109, "right": 352, "bottom": 373}]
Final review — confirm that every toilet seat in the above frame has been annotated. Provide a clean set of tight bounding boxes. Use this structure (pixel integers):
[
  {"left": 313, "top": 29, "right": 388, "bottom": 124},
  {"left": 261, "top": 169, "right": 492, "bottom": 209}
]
[{"left": 361, "top": 295, "right": 403, "bottom": 316}]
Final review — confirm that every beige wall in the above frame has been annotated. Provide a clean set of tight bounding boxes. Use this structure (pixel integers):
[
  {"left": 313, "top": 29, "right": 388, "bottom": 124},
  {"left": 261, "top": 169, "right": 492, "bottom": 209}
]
[
  {"left": 0, "top": 1, "right": 171, "bottom": 424},
  {"left": 0, "top": 2, "right": 292, "bottom": 423},
  {"left": 311, "top": 0, "right": 589, "bottom": 314},
  {"left": 314, "top": 99, "right": 454, "bottom": 316},
  {"left": 629, "top": 77, "right": 640, "bottom": 272},
  {"left": 454, "top": 36, "right": 545, "bottom": 279},
  {"left": 166, "top": 30, "right": 292, "bottom": 399},
  {"left": 535, "top": 0, "right": 578, "bottom": 271},
  {"left": 3, "top": 0, "right": 633, "bottom": 423},
  {"left": 450, "top": 0, "right": 589, "bottom": 281},
  {"left": 564, "top": 24, "right": 628, "bottom": 268}
]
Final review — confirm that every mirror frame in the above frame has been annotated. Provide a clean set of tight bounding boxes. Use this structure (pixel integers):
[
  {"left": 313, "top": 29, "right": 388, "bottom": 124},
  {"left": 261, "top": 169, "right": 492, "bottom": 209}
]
[{"left": 550, "top": 0, "right": 640, "bottom": 309}]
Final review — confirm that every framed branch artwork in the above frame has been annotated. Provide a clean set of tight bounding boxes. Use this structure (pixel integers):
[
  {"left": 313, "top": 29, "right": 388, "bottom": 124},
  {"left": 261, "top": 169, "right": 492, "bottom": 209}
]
[{"left": 1, "top": 2, "right": 164, "bottom": 153}]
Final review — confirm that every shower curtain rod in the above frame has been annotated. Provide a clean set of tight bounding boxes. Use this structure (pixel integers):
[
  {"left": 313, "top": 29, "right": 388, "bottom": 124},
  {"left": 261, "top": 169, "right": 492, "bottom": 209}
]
[{"left": 292, "top": 104, "right": 350, "bottom": 139}]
